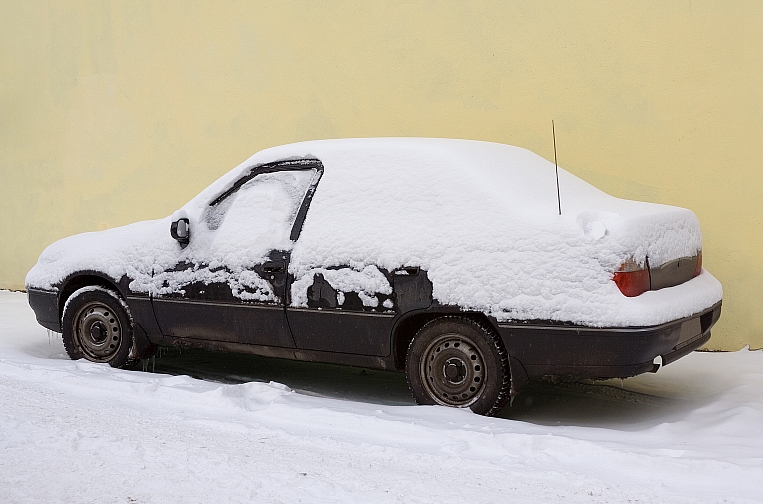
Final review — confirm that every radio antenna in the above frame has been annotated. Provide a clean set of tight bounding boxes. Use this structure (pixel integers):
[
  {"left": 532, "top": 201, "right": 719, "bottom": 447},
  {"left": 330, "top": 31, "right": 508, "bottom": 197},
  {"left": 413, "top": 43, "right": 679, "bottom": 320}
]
[{"left": 552, "top": 120, "right": 562, "bottom": 215}]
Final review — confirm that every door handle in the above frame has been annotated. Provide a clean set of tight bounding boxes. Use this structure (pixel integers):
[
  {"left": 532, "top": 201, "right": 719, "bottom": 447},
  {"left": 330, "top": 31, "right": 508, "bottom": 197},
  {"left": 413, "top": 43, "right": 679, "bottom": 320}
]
[
  {"left": 394, "top": 266, "right": 420, "bottom": 276},
  {"left": 263, "top": 261, "right": 285, "bottom": 273}
]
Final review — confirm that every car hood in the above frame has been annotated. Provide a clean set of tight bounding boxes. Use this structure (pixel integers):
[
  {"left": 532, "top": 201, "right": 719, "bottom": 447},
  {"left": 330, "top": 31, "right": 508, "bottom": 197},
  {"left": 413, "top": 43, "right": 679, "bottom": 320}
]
[{"left": 25, "top": 218, "right": 176, "bottom": 293}]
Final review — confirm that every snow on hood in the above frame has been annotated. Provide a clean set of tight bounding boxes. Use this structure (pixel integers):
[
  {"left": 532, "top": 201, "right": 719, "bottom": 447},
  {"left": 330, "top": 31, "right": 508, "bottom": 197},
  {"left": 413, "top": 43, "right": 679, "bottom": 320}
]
[{"left": 26, "top": 138, "right": 722, "bottom": 327}]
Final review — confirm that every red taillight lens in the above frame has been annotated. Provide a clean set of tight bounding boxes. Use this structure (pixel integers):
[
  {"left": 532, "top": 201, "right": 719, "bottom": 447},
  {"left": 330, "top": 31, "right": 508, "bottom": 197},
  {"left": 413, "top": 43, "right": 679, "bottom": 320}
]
[
  {"left": 694, "top": 251, "right": 702, "bottom": 277},
  {"left": 613, "top": 259, "right": 650, "bottom": 297}
]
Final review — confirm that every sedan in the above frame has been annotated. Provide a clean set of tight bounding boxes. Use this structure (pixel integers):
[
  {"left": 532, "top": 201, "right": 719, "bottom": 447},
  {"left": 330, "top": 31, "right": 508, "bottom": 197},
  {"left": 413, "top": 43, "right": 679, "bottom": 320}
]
[{"left": 26, "top": 138, "right": 722, "bottom": 415}]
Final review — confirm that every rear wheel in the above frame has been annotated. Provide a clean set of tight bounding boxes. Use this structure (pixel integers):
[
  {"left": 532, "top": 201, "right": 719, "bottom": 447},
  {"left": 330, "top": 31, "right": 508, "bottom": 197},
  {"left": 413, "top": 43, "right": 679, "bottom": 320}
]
[
  {"left": 62, "top": 287, "right": 136, "bottom": 368},
  {"left": 406, "top": 317, "right": 510, "bottom": 416}
]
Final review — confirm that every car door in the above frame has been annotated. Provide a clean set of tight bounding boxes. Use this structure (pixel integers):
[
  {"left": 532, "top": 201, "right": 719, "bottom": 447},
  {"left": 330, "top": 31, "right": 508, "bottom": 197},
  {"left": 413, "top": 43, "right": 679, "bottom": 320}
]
[
  {"left": 286, "top": 265, "right": 397, "bottom": 356},
  {"left": 151, "top": 160, "right": 322, "bottom": 348},
  {"left": 286, "top": 265, "right": 434, "bottom": 357}
]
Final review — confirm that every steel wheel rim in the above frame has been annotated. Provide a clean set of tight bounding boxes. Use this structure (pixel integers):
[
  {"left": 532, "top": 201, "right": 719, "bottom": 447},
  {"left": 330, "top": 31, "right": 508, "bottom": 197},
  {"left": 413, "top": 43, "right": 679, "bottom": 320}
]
[
  {"left": 73, "top": 301, "right": 123, "bottom": 362},
  {"left": 419, "top": 332, "right": 486, "bottom": 407}
]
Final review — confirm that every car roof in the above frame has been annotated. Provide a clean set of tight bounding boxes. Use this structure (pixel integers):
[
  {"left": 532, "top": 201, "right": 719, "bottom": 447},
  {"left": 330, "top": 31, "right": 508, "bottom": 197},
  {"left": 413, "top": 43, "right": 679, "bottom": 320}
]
[{"left": 186, "top": 138, "right": 614, "bottom": 220}]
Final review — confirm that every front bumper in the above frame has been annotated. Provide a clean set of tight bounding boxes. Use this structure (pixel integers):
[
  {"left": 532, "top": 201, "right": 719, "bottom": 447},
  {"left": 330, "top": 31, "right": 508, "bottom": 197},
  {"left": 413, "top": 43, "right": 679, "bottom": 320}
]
[
  {"left": 498, "top": 301, "right": 722, "bottom": 380},
  {"left": 27, "top": 288, "right": 60, "bottom": 332}
]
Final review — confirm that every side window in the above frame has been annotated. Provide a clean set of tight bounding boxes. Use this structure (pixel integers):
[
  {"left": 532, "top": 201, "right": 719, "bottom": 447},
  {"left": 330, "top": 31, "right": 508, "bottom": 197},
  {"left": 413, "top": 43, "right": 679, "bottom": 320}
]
[{"left": 204, "top": 169, "right": 315, "bottom": 260}]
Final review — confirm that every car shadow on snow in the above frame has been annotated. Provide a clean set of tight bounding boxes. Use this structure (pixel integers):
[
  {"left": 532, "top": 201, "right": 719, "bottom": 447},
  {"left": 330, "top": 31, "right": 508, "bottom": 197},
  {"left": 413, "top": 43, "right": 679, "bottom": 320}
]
[
  {"left": 140, "top": 346, "right": 708, "bottom": 429},
  {"left": 142, "top": 346, "right": 417, "bottom": 407},
  {"left": 499, "top": 380, "right": 689, "bottom": 428}
]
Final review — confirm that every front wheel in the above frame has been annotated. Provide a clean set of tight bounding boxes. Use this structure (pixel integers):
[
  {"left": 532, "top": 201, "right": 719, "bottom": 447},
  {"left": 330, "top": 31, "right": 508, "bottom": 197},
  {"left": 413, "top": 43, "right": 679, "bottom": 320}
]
[
  {"left": 406, "top": 317, "right": 510, "bottom": 416},
  {"left": 62, "top": 287, "right": 136, "bottom": 368}
]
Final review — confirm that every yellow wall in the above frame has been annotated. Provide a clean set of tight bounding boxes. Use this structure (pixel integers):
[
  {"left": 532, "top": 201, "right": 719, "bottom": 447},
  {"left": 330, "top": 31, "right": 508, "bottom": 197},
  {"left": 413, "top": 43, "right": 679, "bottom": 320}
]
[{"left": 2, "top": 1, "right": 761, "bottom": 349}]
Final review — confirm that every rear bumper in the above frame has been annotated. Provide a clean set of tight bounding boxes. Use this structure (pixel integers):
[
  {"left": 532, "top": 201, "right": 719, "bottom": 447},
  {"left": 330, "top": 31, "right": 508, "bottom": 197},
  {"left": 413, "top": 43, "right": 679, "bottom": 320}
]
[
  {"left": 498, "top": 301, "right": 721, "bottom": 380},
  {"left": 27, "top": 288, "right": 60, "bottom": 332}
]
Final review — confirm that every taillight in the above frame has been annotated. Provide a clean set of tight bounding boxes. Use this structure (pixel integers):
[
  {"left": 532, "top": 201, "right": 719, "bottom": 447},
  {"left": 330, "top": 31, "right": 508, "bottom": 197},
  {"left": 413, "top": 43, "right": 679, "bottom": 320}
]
[
  {"left": 613, "top": 258, "right": 650, "bottom": 297},
  {"left": 694, "top": 251, "right": 702, "bottom": 277}
]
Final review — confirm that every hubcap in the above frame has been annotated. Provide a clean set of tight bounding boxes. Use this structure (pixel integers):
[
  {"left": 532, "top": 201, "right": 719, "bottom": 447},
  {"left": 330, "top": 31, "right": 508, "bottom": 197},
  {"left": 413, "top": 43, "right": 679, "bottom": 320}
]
[
  {"left": 89, "top": 322, "right": 108, "bottom": 343},
  {"left": 73, "top": 301, "right": 122, "bottom": 362},
  {"left": 420, "top": 333, "right": 486, "bottom": 407},
  {"left": 444, "top": 358, "right": 467, "bottom": 383}
]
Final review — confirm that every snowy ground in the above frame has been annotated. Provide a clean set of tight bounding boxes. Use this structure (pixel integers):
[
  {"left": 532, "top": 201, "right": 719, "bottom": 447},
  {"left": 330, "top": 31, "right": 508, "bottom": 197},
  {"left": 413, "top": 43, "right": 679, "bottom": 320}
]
[{"left": 1, "top": 290, "right": 761, "bottom": 503}]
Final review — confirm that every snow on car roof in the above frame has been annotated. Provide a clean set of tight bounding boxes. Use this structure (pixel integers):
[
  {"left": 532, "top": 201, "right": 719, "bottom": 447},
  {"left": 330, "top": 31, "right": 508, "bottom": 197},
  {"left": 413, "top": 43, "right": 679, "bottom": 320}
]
[
  {"left": 27, "top": 138, "right": 722, "bottom": 327},
  {"left": 188, "top": 138, "right": 605, "bottom": 220}
]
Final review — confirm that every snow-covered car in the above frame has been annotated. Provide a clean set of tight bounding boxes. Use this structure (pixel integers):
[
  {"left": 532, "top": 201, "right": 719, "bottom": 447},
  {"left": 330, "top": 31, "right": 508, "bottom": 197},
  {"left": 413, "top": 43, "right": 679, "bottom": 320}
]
[{"left": 26, "top": 139, "right": 722, "bottom": 415}]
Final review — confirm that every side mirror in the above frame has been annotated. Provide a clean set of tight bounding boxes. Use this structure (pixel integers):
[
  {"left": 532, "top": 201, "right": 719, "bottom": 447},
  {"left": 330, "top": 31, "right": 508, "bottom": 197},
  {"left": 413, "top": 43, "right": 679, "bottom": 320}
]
[{"left": 170, "top": 216, "right": 190, "bottom": 247}]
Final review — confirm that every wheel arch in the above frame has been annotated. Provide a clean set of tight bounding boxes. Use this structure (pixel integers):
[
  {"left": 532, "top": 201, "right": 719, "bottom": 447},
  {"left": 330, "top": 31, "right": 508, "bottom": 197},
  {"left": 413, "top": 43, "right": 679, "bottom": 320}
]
[
  {"left": 391, "top": 310, "right": 502, "bottom": 370},
  {"left": 58, "top": 273, "right": 125, "bottom": 321}
]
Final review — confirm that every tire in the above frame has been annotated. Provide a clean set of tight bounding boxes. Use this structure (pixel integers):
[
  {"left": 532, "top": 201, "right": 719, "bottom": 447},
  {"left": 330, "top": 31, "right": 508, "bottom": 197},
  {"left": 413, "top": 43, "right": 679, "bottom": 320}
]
[
  {"left": 61, "top": 286, "right": 136, "bottom": 368},
  {"left": 406, "top": 317, "right": 510, "bottom": 416}
]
